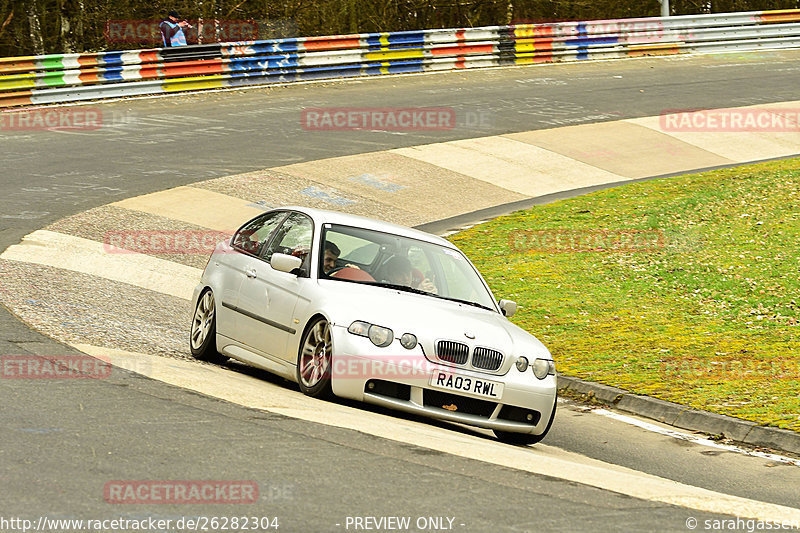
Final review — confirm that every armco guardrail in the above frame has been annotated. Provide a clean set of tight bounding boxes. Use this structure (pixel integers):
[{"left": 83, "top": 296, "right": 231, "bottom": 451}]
[{"left": 2, "top": 9, "right": 800, "bottom": 108}]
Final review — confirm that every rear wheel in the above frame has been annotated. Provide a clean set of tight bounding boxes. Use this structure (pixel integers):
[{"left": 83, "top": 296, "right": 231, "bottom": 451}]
[
  {"left": 190, "top": 289, "right": 227, "bottom": 365},
  {"left": 494, "top": 395, "right": 557, "bottom": 445},
  {"left": 297, "top": 318, "right": 333, "bottom": 399}
]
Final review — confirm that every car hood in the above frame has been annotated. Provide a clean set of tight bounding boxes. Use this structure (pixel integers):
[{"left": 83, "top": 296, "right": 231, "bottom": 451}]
[{"left": 316, "top": 279, "right": 551, "bottom": 362}]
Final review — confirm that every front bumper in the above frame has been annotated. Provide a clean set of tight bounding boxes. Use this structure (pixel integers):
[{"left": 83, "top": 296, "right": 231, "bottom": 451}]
[{"left": 330, "top": 325, "right": 557, "bottom": 435}]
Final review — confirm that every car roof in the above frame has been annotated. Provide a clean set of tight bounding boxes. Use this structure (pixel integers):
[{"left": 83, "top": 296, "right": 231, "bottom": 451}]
[{"left": 278, "top": 206, "right": 457, "bottom": 249}]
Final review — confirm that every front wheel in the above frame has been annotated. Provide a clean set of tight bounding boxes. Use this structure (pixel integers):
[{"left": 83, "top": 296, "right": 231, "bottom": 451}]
[
  {"left": 494, "top": 395, "right": 557, "bottom": 445},
  {"left": 296, "top": 318, "right": 333, "bottom": 399},
  {"left": 189, "top": 289, "right": 228, "bottom": 365}
]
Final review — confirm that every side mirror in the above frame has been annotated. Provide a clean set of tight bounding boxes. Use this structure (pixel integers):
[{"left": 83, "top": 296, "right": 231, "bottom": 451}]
[
  {"left": 271, "top": 253, "right": 303, "bottom": 274},
  {"left": 498, "top": 299, "right": 517, "bottom": 318}
]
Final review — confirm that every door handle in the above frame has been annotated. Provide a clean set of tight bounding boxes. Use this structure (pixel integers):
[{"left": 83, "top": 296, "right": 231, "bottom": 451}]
[{"left": 245, "top": 268, "right": 257, "bottom": 279}]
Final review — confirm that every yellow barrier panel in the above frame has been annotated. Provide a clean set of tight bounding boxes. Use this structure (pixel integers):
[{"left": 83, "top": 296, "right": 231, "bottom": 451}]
[
  {"left": 0, "top": 73, "right": 37, "bottom": 91},
  {"left": 364, "top": 50, "right": 424, "bottom": 61},
  {"left": 162, "top": 75, "right": 227, "bottom": 92}
]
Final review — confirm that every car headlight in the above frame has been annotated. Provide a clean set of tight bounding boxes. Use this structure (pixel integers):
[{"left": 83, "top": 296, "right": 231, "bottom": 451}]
[
  {"left": 348, "top": 320, "right": 394, "bottom": 347},
  {"left": 400, "top": 333, "right": 417, "bottom": 350},
  {"left": 532, "top": 358, "right": 555, "bottom": 380},
  {"left": 515, "top": 356, "right": 529, "bottom": 372},
  {"left": 348, "top": 320, "right": 370, "bottom": 336}
]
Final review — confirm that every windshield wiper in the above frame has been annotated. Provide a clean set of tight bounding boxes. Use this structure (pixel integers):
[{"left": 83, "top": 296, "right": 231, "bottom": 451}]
[
  {"left": 374, "top": 282, "right": 430, "bottom": 296},
  {"left": 433, "top": 296, "right": 495, "bottom": 311},
  {"left": 370, "top": 282, "right": 495, "bottom": 311}
]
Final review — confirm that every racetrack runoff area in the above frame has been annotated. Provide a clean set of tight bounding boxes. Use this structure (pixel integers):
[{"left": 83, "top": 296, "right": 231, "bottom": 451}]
[{"left": 2, "top": 48, "right": 800, "bottom": 527}]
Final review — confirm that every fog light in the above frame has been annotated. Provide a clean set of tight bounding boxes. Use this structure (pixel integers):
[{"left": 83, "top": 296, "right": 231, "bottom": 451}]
[
  {"left": 515, "top": 356, "right": 529, "bottom": 372},
  {"left": 368, "top": 325, "right": 394, "bottom": 347},
  {"left": 400, "top": 333, "right": 417, "bottom": 350},
  {"left": 532, "top": 358, "right": 551, "bottom": 379}
]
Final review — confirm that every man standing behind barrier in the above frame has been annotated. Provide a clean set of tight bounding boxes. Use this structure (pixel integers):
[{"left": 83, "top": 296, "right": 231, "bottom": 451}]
[{"left": 159, "top": 10, "right": 190, "bottom": 47}]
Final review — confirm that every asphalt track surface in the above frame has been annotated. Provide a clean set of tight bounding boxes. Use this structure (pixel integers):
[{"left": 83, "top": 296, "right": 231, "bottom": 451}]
[{"left": 2, "top": 50, "right": 800, "bottom": 531}]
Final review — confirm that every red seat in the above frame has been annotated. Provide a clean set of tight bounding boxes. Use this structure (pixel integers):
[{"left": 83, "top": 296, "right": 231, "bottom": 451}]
[{"left": 331, "top": 267, "right": 376, "bottom": 282}]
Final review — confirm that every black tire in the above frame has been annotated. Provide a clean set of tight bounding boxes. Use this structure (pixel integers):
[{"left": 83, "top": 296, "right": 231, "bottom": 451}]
[
  {"left": 189, "top": 289, "right": 228, "bottom": 364},
  {"left": 296, "top": 317, "right": 334, "bottom": 399},
  {"left": 494, "top": 394, "right": 557, "bottom": 445}
]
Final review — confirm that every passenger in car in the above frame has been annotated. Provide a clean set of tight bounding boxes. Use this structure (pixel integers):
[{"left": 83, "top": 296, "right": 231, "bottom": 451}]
[{"left": 384, "top": 256, "right": 437, "bottom": 294}]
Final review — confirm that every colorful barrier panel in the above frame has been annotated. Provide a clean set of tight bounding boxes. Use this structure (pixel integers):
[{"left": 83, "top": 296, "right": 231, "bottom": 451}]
[{"left": 1, "top": 9, "right": 799, "bottom": 107}]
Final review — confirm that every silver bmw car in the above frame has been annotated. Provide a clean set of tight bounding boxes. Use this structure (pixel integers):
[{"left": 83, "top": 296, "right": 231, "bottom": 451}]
[{"left": 190, "top": 207, "right": 557, "bottom": 444}]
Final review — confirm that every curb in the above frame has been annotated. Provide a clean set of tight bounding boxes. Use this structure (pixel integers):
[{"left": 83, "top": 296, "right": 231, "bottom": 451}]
[
  {"left": 414, "top": 153, "right": 800, "bottom": 237},
  {"left": 557, "top": 375, "right": 800, "bottom": 456}
]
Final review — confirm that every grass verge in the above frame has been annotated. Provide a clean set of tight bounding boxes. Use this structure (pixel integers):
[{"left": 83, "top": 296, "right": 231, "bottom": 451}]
[{"left": 449, "top": 158, "right": 800, "bottom": 431}]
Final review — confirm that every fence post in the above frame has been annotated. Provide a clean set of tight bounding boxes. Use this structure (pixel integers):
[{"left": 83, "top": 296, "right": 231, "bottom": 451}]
[{"left": 660, "top": 0, "right": 670, "bottom": 18}]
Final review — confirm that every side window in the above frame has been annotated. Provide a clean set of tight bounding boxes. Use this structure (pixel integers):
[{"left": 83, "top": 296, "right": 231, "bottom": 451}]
[
  {"left": 231, "top": 212, "right": 286, "bottom": 256},
  {"left": 263, "top": 212, "right": 314, "bottom": 270}
]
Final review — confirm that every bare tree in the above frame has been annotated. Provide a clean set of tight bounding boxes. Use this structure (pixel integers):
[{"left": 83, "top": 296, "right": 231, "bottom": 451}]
[
  {"left": 196, "top": 0, "right": 204, "bottom": 44},
  {"left": 213, "top": 0, "right": 222, "bottom": 42},
  {"left": 23, "top": 0, "right": 44, "bottom": 54},
  {"left": 59, "top": 0, "right": 75, "bottom": 52},
  {"left": 0, "top": 8, "right": 14, "bottom": 40},
  {"left": 75, "top": 0, "right": 83, "bottom": 51}
]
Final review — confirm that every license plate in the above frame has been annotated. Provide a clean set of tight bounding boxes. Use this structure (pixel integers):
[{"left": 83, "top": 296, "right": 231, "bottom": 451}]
[{"left": 429, "top": 370, "right": 504, "bottom": 399}]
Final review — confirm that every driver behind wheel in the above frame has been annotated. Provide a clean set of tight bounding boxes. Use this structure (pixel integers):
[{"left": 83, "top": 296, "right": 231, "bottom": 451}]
[
  {"left": 323, "top": 241, "right": 341, "bottom": 273},
  {"left": 323, "top": 241, "right": 361, "bottom": 275}
]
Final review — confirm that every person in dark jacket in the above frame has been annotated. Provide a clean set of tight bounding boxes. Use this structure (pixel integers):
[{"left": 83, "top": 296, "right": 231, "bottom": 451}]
[{"left": 159, "top": 10, "right": 189, "bottom": 47}]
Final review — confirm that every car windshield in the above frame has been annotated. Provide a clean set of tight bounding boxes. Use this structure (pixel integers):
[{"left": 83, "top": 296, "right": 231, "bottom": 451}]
[{"left": 320, "top": 224, "right": 498, "bottom": 311}]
